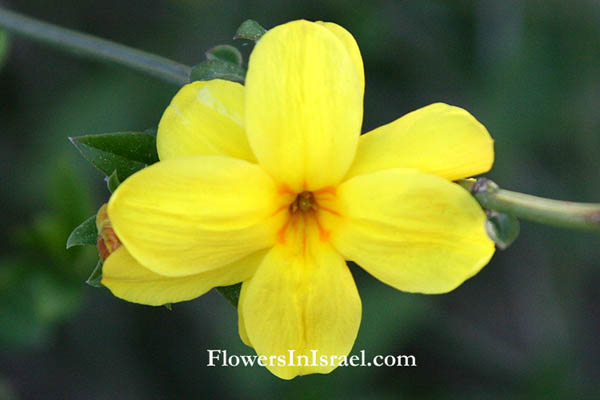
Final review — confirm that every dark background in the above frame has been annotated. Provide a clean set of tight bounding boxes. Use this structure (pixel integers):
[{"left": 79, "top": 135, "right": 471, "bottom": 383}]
[{"left": 1, "top": 0, "right": 600, "bottom": 398}]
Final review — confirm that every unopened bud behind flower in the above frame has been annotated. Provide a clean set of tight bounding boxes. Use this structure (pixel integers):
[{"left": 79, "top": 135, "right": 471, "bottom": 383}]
[{"left": 96, "top": 203, "right": 121, "bottom": 261}]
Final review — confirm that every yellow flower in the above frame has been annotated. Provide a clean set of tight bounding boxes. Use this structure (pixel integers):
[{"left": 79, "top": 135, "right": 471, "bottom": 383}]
[{"left": 101, "top": 20, "right": 495, "bottom": 379}]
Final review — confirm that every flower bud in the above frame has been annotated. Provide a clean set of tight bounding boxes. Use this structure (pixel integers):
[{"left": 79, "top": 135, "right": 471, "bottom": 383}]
[{"left": 96, "top": 203, "right": 121, "bottom": 261}]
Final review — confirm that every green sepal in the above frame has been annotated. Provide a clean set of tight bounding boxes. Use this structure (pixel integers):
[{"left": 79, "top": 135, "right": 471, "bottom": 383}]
[
  {"left": 234, "top": 19, "right": 267, "bottom": 41},
  {"left": 206, "top": 44, "right": 243, "bottom": 66},
  {"left": 86, "top": 260, "right": 103, "bottom": 288},
  {"left": 190, "top": 59, "right": 246, "bottom": 83},
  {"left": 69, "top": 132, "right": 159, "bottom": 181},
  {"left": 66, "top": 215, "right": 97, "bottom": 249},
  {"left": 163, "top": 303, "right": 173, "bottom": 311},
  {"left": 485, "top": 210, "right": 520, "bottom": 250},
  {"left": 106, "top": 170, "right": 121, "bottom": 193},
  {"left": 216, "top": 283, "right": 242, "bottom": 307}
]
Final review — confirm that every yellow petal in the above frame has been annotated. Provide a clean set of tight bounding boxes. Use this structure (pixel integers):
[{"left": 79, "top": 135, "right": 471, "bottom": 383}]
[
  {"left": 157, "top": 80, "right": 255, "bottom": 162},
  {"left": 328, "top": 168, "right": 495, "bottom": 294},
  {"left": 316, "top": 21, "right": 365, "bottom": 91},
  {"left": 108, "top": 156, "right": 285, "bottom": 277},
  {"left": 237, "top": 283, "right": 252, "bottom": 347},
  {"left": 102, "top": 247, "right": 265, "bottom": 306},
  {"left": 242, "top": 220, "right": 361, "bottom": 379},
  {"left": 245, "top": 20, "right": 363, "bottom": 191},
  {"left": 345, "top": 103, "right": 494, "bottom": 181}
]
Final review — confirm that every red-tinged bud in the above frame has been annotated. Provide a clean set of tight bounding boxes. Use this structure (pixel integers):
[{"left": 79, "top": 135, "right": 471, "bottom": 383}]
[{"left": 96, "top": 203, "right": 121, "bottom": 261}]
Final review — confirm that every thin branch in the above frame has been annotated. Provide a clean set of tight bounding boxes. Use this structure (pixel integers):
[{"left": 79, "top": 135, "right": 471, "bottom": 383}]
[
  {"left": 0, "top": 7, "right": 191, "bottom": 85},
  {"left": 458, "top": 178, "right": 600, "bottom": 231}
]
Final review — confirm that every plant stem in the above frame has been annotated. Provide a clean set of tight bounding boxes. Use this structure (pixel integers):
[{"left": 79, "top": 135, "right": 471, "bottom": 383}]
[
  {"left": 458, "top": 178, "right": 600, "bottom": 231},
  {"left": 2, "top": 9, "right": 600, "bottom": 233},
  {"left": 0, "top": 7, "right": 191, "bottom": 85}
]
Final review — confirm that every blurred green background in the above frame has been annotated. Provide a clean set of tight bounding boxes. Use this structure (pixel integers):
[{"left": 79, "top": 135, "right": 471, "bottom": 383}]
[{"left": 1, "top": 0, "right": 600, "bottom": 398}]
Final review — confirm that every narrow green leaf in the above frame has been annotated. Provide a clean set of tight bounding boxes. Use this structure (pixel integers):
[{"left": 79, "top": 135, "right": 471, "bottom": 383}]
[
  {"left": 190, "top": 59, "right": 246, "bottom": 83},
  {"left": 216, "top": 283, "right": 241, "bottom": 307},
  {"left": 69, "top": 132, "right": 158, "bottom": 181},
  {"left": 86, "top": 260, "right": 103, "bottom": 288},
  {"left": 485, "top": 210, "right": 520, "bottom": 250},
  {"left": 72, "top": 132, "right": 159, "bottom": 164},
  {"left": 234, "top": 19, "right": 267, "bottom": 41},
  {"left": 66, "top": 215, "right": 97, "bottom": 249},
  {"left": 106, "top": 170, "right": 121, "bottom": 193},
  {"left": 206, "top": 44, "right": 243, "bottom": 66}
]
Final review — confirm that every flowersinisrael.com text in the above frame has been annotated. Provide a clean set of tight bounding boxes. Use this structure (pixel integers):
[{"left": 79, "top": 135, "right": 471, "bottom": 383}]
[{"left": 206, "top": 349, "right": 416, "bottom": 368}]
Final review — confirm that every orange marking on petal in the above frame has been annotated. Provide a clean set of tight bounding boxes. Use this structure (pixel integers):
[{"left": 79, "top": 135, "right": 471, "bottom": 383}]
[
  {"left": 277, "top": 217, "right": 291, "bottom": 245},
  {"left": 278, "top": 184, "right": 295, "bottom": 195},
  {"left": 318, "top": 205, "right": 341, "bottom": 217},
  {"left": 272, "top": 204, "right": 289, "bottom": 216},
  {"left": 313, "top": 186, "right": 336, "bottom": 196},
  {"left": 302, "top": 214, "right": 308, "bottom": 256},
  {"left": 315, "top": 216, "right": 330, "bottom": 242}
]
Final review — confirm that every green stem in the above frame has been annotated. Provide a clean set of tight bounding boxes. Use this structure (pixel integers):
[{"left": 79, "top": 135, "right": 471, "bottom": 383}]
[
  {"left": 3, "top": 9, "right": 600, "bottom": 233},
  {"left": 458, "top": 178, "right": 600, "bottom": 231},
  {"left": 0, "top": 7, "right": 191, "bottom": 85}
]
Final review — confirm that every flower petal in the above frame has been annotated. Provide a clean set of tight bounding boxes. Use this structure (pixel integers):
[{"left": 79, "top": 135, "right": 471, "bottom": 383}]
[
  {"left": 316, "top": 21, "right": 364, "bottom": 91},
  {"left": 157, "top": 80, "right": 255, "bottom": 162},
  {"left": 345, "top": 103, "right": 494, "bottom": 181},
  {"left": 328, "top": 168, "right": 495, "bottom": 294},
  {"left": 245, "top": 20, "right": 363, "bottom": 191},
  {"left": 237, "top": 283, "right": 252, "bottom": 347},
  {"left": 102, "top": 246, "right": 265, "bottom": 306},
  {"left": 241, "top": 220, "right": 361, "bottom": 379},
  {"left": 108, "top": 156, "right": 285, "bottom": 277}
]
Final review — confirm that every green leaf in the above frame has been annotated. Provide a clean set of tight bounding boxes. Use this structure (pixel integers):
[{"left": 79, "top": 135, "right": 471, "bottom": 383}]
[
  {"left": 234, "top": 19, "right": 267, "bottom": 41},
  {"left": 190, "top": 59, "right": 246, "bottom": 83},
  {"left": 66, "top": 215, "right": 97, "bottom": 249},
  {"left": 69, "top": 132, "right": 159, "bottom": 181},
  {"left": 106, "top": 170, "right": 121, "bottom": 193},
  {"left": 485, "top": 210, "right": 520, "bottom": 250},
  {"left": 86, "top": 260, "right": 103, "bottom": 288},
  {"left": 216, "top": 283, "right": 241, "bottom": 307},
  {"left": 206, "top": 44, "right": 243, "bottom": 66}
]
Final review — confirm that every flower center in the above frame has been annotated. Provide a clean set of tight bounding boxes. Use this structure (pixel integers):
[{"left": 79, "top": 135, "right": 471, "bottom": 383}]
[
  {"left": 276, "top": 186, "right": 341, "bottom": 246},
  {"left": 291, "top": 191, "right": 316, "bottom": 214}
]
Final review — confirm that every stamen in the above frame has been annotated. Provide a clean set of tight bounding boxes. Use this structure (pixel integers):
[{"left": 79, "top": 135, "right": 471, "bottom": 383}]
[
  {"left": 278, "top": 190, "right": 338, "bottom": 245},
  {"left": 290, "top": 191, "right": 316, "bottom": 214}
]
